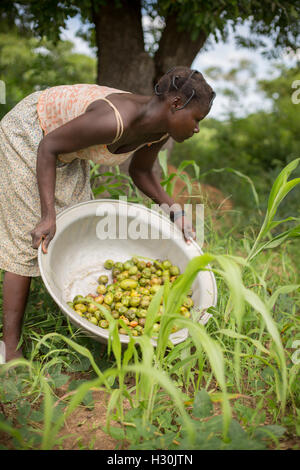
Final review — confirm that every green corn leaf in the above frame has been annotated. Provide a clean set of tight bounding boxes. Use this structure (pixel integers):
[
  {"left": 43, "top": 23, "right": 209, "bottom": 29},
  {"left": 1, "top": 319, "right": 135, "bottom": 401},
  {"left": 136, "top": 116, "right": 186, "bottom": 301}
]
[
  {"left": 267, "top": 158, "right": 300, "bottom": 219},
  {"left": 126, "top": 363, "right": 195, "bottom": 443},
  {"left": 268, "top": 216, "right": 300, "bottom": 231},
  {"left": 217, "top": 329, "right": 270, "bottom": 355},
  {"left": 249, "top": 225, "right": 300, "bottom": 260},
  {"left": 144, "top": 285, "right": 164, "bottom": 337},
  {"left": 243, "top": 288, "right": 287, "bottom": 409},
  {"left": 248, "top": 158, "right": 300, "bottom": 262},
  {"left": 175, "top": 318, "right": 231, "bottom": 439},
  {"left": 267, "top": 284, "right": 300, "bottom": 310},
  {"left": 105, "top": 389, "right": 122, "bottom": 432},
  {"left": 41, "top": 377, "right": 55, "bottom": 450},
  {"left": 33, "top": 332, "right": 110, "bottom": 388},
  {"left": 200, "top": 167, "right": 260, "bottom": 208},
  {"left": 177, "top": 159, "right": 200, "bottom": 180},
  {"left": 158, "top": 150, "right": 168, "bottom": 178}
]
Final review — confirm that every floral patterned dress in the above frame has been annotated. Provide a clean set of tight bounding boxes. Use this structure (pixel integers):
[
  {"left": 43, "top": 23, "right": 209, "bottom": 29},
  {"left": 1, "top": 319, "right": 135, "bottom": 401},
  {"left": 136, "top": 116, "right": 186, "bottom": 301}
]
[{"left": 0, "top": 84, "right": 168, "bottom": 276}]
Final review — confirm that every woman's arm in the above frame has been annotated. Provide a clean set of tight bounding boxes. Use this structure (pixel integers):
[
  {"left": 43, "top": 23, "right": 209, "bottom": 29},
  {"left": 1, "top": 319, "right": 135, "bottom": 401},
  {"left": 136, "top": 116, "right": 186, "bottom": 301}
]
[
  {"left": 129, "top": 139, "right": 196, "bottom": 243},
  {"left": 129, "top": 137, "right": 175, "bottom": 208},
  {"left": 31, "top": 103, "right": 120, "bottom": 253}
]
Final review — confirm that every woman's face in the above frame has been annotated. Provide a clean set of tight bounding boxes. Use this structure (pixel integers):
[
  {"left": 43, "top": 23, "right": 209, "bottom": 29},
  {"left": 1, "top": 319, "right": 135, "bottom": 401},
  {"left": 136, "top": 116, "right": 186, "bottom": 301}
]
[{"left": 167, "top": 98, "right": 209, "bottom": 143}]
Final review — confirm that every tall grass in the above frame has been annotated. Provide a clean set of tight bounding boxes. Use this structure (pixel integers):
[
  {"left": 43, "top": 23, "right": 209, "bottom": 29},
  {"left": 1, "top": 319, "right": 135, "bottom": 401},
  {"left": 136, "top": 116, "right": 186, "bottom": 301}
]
[{"left": 0, "top": 158, "right": 299, "bottom": 450}]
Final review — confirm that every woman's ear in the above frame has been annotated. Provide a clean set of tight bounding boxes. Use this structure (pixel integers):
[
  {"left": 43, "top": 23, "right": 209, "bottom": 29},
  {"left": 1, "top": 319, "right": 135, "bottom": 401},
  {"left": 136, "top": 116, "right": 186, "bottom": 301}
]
[{"left": 170, "top": 96, "right": 184, "bottom": 113}]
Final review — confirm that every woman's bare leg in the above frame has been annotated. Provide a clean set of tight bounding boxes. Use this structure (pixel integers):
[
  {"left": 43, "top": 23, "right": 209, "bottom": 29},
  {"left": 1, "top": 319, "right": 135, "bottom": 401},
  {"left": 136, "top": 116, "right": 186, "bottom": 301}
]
[{"left": 2, "top": 272, "right": 32, "bottom": 361}]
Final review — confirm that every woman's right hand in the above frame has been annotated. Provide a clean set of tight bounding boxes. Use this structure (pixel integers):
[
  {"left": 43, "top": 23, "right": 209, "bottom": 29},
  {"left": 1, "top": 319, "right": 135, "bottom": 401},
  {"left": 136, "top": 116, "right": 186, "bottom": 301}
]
[{"left": 31, "top": 215, "right": 56, "bottom": 254}]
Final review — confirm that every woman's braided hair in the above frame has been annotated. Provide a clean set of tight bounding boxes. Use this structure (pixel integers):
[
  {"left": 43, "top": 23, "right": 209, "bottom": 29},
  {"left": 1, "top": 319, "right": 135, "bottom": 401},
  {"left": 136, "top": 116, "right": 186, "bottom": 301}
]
[{"left": 154, "top": 66, "right": 215, "bottom": 111}]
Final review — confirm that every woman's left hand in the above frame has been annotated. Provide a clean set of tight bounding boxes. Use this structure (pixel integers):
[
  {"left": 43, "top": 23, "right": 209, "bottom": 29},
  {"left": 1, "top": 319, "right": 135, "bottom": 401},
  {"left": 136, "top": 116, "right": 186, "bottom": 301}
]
[{"left": 174, "top": 215, "right": 196, "bottom": 244}]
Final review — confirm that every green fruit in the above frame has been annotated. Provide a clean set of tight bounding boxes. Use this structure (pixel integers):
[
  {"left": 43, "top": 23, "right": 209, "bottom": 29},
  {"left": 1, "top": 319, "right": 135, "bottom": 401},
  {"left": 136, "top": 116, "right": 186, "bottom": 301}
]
[
  {"left": 67, "top": 301, "right": 74, "bottom": 309},
  {"left": 140, "top": 296, "right": 151, "bottom": 308},
  {"left": 135, "top": 325, "right": 143, "bottom": 334},
  {"left": 183, "top": 297, "right": 194, "bottom": 308},
  {"left": 94, "top": 310, "right": 101, "bottom": 320},
  {"left": 126, "top": 310, "right": 136, "bottom": 321},
  {"left": 119, "top": 328, "right": 128, "bottom": 335},
  {"left": 183, "top": 310, "right": 191, "bottom": 318},
  {"left": 120, "top": 279, "right": 138, "bottom": 290},
  {"left": 118, "top": 305, "right": 128, "bottom": 315},
  {"left": 98, "top": 275, "right": 109, "bottom": 285},
  {"left": 137, "top": 309, "right": 147, "bottom": 318},
  {"left": 97, "top": 284, "right": 107, "bottom": 295},
  {"left": 162, "top": 260, "right": 172, "bottom": 269},
  {"left": 74, "top": 303, "right": 87, "bottom": 313},
  {"left": 137, "top": 261, "right": 146, "bottom": 271},
  {"left": 130, "top": 296, "right": 140, "bottom": 307},
  {"left": 88, "top": 305, "right": 98, "bottom": 314},
  {"left": 152, "top": 323, "right": 160, "bottom": 333},
  {"left": 131, "top": 330, "right": 138, "bottom": 337},
  {"left": 115, "top": 302, "right": 123, "bottom": 311},
  {"left": 114, "top": 291, "right": 123, "bottom": 302},
  {"left": 73, "top": 295, "right": 84, "bottom": 304},
  {"left": 154, "top": 260, "right": 163, "bottom": 270},
  {"left": 94, "top": 295, "right": 104, "bottom": 304},
  {"left": 121, "top": 295, "right": 131, "bottom": 307},
  {"left": 117, "top": 272, "right": 129, "bottom": 281},
  {"left": 129, "top": 265, "right": 138, "bottom": 275},
  {"left": 104, "top": 260, "right": 114, "bottom": 269},
  {"left": 89, "top": 316, "right": 98, "bottom": 325},
  {"left": 180, "top": 306, "right": 188, "bottom": 315},
  {"left": 104, "top": 293, "right": 114, "bottom": 305},
  {"left": 112, "top": 268, "right": 121, "bottom": 278},
  {"left": 142, "top": 268, "right": 151, "bottom": 279},
  {"left": 150, "top": 277, "right": 161, "bottom": 285},
  {"left": 124, "top": 261, "right": 134, "bottom": 270},
  {"left": 170, "top": 265, "right": 180, "bottom": 276},
  {"left": 131, "top": 257, "right": 139, "bottom": 265},
  {"left": 150, "top": 285, "right": 160, "bottom": 294},
  {"left": 99, "top": 320, "right": 109, "bottom": 329},
  {"left": 114, "top": 262, "right": 123, "bottom": 271},
  {"left": 112, "top": 311, "right": 120, "bottom": 319}
]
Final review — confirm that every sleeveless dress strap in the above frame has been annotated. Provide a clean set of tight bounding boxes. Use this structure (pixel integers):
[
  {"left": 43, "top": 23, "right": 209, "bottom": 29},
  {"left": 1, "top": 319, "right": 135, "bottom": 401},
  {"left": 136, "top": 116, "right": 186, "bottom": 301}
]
[
  {"left": 99, "top": 96, "right": 169, "bottom": 148},
  {"left": 100, "top": 97, "right": 124, "bottom": 144},
  {"left": 147, "top": 133, "right": 169, "bottom": 146}
]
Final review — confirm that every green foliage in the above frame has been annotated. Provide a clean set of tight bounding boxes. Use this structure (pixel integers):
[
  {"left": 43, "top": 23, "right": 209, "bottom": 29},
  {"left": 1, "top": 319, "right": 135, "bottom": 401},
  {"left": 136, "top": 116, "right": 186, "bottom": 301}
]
[
  {"left": 0, "top": 31, "right": 96, "bottom": 119},
  {"left": 1, "top": 1, "right": 299, "bottom": 58},
  {"left": 171, "top": 65, "right": 300, "bottom": 219}
]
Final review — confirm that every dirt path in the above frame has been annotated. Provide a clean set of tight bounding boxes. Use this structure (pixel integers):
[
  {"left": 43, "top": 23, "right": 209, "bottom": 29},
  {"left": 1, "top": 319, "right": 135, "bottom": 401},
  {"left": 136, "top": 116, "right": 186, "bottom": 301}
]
[{"left": 55, "top": 389, "right": 122, "bottom": 450}]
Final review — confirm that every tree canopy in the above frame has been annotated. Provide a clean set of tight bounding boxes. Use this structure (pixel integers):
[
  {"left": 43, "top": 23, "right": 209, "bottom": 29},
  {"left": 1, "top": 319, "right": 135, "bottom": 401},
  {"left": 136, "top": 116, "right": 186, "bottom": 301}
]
[{"left": 1, "top": 1, "right": 299, "bottom": 93}]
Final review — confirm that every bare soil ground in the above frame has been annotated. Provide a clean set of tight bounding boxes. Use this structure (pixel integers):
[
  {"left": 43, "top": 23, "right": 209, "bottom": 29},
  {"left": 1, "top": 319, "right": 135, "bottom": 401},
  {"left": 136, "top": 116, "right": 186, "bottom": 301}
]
[
  {"left": 1, "top": 371, "right": 299, "bottom": 450},
  {"left": 54, "top": 389, "right": 121, "bottom": 450}
]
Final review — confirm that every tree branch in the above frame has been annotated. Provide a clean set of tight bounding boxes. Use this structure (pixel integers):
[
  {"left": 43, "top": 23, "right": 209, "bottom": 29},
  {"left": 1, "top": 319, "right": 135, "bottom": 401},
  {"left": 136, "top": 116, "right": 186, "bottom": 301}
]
[{"left": 153, "top": 13, "right": 207, "bottom": 84}]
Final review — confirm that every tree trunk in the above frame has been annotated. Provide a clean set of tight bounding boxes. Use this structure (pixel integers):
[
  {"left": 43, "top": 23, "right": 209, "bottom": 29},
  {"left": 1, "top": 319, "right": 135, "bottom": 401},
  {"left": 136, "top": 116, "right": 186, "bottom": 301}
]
[
  {"left": 92, "top": 0, "right": 154, "bottom": 94},
  {"left": 154, "top": 14, "right": 207, "bottom": 85}
]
